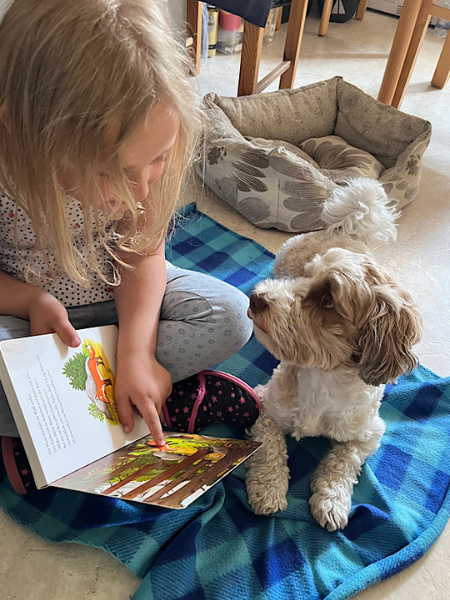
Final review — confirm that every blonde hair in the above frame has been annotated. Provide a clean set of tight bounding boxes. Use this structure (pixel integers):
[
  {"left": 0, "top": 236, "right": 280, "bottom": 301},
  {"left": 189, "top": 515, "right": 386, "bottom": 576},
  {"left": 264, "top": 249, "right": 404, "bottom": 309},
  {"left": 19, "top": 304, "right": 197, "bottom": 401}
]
[{"left": 0, "top": 0, "right": 201, "bottom": 286}]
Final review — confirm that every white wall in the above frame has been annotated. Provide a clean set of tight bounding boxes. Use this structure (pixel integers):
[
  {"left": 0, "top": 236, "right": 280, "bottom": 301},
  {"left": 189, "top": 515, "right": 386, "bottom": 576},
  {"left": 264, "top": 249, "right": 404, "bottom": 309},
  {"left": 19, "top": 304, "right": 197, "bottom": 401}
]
[
  {"left": 0, "top": 0, "right": 13, "bottom": 19},
  {"left": 168, "top": 0, "right": 187, "bottom": 40},
  {"left": 168, "top": 0, "right": 187, "bottom": 24}
]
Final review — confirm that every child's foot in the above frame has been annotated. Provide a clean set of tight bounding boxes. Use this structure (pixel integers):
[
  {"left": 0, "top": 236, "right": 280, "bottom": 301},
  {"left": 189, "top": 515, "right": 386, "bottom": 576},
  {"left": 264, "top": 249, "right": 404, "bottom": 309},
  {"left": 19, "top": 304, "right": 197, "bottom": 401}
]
[
  {"left": 1, "top": 436, "right": 35, "bottom": 494},
  {"left": 162, "top": 370, "right": 262, "bottom": 434}
]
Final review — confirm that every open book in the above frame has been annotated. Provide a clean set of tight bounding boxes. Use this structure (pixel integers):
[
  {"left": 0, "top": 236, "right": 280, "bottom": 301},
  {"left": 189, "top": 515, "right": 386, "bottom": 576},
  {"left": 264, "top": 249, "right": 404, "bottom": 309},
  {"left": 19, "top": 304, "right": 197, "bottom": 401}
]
[{"left": 0, "top": 326, "right": 261, "bottom": 509}]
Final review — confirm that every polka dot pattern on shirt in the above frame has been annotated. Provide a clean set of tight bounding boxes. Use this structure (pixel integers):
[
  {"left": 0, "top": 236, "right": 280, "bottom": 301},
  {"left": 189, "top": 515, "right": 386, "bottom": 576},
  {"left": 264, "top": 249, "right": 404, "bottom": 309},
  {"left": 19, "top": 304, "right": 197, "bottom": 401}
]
[{"left": 0, "top": 193, "right": 116, "bottom": 308}]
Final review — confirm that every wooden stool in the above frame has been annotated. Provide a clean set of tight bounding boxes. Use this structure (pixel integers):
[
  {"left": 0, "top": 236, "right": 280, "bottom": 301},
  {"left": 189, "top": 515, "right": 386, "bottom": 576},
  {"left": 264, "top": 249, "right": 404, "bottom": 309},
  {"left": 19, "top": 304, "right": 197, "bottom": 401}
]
[
  {"left": 319, "top": 0, "right": 368, "bottom": 37},
  {"left": 185, "top": 0, "right": 309, "bottom": 96},
  {"left": 238, "top": 0, "right": 309, "bottom": 95},
  {"left": 378, "top": 0, "right": 450, "bottom": 108}
]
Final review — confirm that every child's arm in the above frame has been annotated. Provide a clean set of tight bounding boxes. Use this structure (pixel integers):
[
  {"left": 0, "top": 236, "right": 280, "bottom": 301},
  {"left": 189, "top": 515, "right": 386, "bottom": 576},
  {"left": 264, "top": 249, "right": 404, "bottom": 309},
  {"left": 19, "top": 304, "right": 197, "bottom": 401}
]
[
  {"left": 113, "top": 241, "right": 170, "bottom": 446},
  {"left": 0, "top": 270, "right": 80, "bottom": 346}
]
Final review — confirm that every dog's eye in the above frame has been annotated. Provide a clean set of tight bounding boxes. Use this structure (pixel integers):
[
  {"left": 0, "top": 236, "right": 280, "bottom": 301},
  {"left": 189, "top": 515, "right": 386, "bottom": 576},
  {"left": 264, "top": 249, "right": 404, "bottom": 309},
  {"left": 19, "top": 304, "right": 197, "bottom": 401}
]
[{"left": 321, "top": 292, "right": 334, "bottom": 308}]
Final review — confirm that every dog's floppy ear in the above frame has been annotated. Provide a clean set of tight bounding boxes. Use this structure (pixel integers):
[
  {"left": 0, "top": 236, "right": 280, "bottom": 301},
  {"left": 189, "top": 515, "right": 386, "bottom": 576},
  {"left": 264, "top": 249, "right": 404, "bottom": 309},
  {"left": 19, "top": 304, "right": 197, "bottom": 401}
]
[{"left": 355, "top": 285, "right": 422, "bottom": 387}]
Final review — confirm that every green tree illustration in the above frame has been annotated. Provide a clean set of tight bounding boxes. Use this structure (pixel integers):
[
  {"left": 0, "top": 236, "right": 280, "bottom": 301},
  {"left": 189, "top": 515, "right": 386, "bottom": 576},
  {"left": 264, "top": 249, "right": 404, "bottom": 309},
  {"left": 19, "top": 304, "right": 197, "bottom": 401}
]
[{"left": 62, "top": 352, "right": 87, "bottom": 390}]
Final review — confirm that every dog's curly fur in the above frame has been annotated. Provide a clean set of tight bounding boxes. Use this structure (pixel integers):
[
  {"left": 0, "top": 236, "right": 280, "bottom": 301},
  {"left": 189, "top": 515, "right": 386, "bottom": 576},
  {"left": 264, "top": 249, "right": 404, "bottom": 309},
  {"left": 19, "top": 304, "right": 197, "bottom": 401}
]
[{"left": 245, "top": 179, "right": 422, "bottom": 531}]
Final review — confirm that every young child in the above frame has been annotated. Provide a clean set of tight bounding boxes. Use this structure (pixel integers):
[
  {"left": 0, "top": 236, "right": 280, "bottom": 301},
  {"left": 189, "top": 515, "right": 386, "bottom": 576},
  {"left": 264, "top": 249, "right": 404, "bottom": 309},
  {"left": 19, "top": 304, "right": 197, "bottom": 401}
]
[{"left": 0, "top": 0, "right": 260, "bottom": 492}]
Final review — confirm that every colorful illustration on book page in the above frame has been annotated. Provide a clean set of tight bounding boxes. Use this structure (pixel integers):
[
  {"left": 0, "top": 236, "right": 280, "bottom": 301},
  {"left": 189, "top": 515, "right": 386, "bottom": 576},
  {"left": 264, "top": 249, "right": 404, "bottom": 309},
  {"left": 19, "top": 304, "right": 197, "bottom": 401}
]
[
  {"left": 53, "top": 433, "right": 261, "bottom": 509},
  {"left": 62, "top": 338, "right": 120, "bottom": 425}
]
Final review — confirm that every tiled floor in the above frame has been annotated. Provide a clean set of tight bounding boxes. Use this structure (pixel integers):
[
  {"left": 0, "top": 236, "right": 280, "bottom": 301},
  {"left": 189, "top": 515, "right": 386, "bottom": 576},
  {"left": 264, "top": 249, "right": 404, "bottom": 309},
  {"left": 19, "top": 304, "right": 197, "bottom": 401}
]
[{"left": 2, "top": 8, "right": 450, "bottom": 600}]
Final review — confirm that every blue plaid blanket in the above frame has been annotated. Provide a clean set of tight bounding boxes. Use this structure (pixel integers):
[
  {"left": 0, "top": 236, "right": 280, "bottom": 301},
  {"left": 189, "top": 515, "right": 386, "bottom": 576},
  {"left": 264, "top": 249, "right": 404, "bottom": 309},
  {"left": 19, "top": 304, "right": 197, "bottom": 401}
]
[{"left": 1, "top": 203, "right": 450, "bottom": 600}]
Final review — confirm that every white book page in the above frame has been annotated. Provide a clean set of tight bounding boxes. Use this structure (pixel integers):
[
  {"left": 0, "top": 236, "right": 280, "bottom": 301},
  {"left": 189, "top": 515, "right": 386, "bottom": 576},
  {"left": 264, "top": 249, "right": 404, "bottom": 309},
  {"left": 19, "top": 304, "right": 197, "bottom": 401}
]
[{"left": 0, "top": 325, "right": 150, "bottom": 486}]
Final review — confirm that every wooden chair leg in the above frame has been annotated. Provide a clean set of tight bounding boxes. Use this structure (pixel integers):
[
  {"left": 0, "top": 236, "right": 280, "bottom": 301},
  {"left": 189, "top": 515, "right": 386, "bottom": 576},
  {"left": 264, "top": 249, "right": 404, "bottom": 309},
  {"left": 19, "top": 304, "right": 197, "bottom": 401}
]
[
  {"left": 186, "top": 0, "right": 202, "bottom": 76},
  {"left": 319, "top": 0, "right": 334, "bottom": 36},
  {"left": 238, "top": 21, "right": 264, "bottom": 96},
  {"left": 280, "top": 0, "right": 309, "bottom": 88},
  {"left": 355, "top": 0, "right": 368, "bottom": 20},
  {"left": 431, "top": 29, "right": 450, "bottom": 88},
  {"left": 391, "top": 0, "right": 435, "bottom": 108},
  {"left": 378, "top": 0, "right": 423, "bottom": 105}
]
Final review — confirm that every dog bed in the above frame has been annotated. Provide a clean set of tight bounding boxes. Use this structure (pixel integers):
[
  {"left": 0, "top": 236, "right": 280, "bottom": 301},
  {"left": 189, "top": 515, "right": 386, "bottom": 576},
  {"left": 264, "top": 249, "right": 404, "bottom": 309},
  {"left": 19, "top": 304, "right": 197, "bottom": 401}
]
[
  {"left": 199, "top": 77, "right": 432, "bottom": 233},
  {"left": 1, "top": 204, "right": 450, "bottom": 600}
]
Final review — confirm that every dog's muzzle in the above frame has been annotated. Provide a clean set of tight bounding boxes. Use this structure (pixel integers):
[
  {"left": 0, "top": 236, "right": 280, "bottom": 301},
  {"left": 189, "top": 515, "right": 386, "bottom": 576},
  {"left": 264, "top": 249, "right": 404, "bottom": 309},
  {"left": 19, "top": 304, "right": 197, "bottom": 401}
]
[{"left": 249, "top": 293, "right": 268, "bottom": 315}]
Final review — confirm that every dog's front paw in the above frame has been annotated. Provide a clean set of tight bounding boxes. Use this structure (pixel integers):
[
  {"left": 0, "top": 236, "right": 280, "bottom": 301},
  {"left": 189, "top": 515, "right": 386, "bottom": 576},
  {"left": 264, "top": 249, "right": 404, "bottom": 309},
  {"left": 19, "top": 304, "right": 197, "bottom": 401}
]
[
  {"left": 246, "top": 478, "right": 288, "bottom": 515},
  {"left": 309, "top": 488, "right": 352, "bottom": 532}
]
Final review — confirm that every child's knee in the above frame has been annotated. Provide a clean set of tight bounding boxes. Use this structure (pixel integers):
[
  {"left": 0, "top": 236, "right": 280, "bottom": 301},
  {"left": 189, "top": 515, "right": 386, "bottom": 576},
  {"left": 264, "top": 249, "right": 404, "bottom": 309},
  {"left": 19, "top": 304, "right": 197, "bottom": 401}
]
[{"left": 218, "top": 287, "right": 253, "bottom": 348}]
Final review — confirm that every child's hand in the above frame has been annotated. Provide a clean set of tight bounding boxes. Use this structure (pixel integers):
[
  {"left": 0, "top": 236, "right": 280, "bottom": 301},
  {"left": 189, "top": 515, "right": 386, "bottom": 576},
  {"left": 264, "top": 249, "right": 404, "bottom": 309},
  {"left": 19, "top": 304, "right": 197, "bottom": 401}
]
[
  {"left": 114, "top": 351, "right": 171, "bottom": 446},
  {"left": 28, "top": 291, "right": 81, "bottom": 347}
]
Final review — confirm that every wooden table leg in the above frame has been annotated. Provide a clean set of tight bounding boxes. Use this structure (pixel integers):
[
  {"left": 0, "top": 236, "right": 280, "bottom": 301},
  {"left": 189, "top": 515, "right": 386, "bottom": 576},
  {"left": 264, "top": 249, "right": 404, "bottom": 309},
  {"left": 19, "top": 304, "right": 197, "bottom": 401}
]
[
  {"left": 238, "top": 21, "right": 264, "bottom": 96},
  {"left": 378, "top": 0, "right": 423, "bottom": 106},
  {"left": 186, "top": 0, "right": 202, "bottom": 76},
  {"left": 431, "top": 27, "right": 450, "bottom": 88},
  {"left": 392, "top": 0, "right": 435, "bottom": 107},
  {"left": 280, "top": 0, "right": 309, "bottom": 88},
  {"left": 319, "top": 0, "right": 334, "bottom": 36},
  {"left": 355, "top": 0, "right": 369, "bottom": 20}
]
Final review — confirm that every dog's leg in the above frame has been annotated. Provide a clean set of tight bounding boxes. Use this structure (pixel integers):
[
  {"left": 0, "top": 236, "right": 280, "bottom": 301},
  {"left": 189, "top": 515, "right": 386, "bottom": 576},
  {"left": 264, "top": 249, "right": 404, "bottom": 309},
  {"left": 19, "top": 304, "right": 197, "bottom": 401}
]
[
  {"left": 309, "top": 417, "right": 385, "bottom": 531},
  {"left": 246, "top": 410, "right": 290, "bottom": 515}
]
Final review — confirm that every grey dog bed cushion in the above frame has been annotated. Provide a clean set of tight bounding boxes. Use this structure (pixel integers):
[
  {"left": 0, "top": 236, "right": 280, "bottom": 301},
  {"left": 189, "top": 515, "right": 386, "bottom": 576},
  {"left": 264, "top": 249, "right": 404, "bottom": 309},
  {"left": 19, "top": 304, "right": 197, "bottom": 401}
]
[
  {"left": 248, "top": 135, "right": 385, "bottom": 180},
  {"left": 198, "top": 77, "right": 431, "bottom": 233}
]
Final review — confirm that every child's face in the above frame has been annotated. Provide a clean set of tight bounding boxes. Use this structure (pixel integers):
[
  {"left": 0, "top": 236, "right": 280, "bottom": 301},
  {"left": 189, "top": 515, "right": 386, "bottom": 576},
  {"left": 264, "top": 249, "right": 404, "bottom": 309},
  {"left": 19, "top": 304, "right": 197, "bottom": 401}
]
[
  {"left": 62, "top": 101, "right": 180, "bottom": 208},
  {"left": 115, "top": 100, "right": 180, "bottom": 205}
]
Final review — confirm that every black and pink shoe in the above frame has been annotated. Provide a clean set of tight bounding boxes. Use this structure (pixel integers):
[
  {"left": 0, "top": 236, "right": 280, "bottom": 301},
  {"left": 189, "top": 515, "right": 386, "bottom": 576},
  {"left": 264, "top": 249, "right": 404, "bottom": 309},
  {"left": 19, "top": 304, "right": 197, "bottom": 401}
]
[
  {"left": 161, "top": 370, "right": 262, "bottom": 434},
  {"left": 1, "top": 436, "right": 35, "bottom": 494}
]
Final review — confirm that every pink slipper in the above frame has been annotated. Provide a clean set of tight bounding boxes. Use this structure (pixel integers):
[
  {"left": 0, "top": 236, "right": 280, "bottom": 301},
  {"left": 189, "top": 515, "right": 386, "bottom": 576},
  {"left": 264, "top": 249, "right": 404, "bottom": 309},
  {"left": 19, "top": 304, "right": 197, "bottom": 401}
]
[{"left": 2, "top": 436, "right": 35, "bottom": 494}]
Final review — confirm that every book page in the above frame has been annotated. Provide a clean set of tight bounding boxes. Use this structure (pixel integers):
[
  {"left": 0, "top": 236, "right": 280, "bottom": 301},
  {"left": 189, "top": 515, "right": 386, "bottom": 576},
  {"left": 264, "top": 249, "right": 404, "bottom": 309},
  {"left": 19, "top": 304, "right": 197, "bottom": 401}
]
[
  {"left": 53, "top": 432, "right": 261, "bottom": 509},
  {"left": 0, "top": 326, "right": 150, "bottom": 486}
]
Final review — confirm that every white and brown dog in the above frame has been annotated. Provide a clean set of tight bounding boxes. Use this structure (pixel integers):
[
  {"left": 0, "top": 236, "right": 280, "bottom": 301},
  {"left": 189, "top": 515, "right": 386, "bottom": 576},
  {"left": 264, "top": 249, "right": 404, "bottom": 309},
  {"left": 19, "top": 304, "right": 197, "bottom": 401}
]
[{"left": 246, "top": 179, "right": 422, "bottom": 531}]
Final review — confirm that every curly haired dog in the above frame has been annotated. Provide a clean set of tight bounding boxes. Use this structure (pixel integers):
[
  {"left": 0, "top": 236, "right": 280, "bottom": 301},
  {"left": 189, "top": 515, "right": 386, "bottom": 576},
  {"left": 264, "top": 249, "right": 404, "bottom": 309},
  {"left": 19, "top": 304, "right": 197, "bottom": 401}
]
[{"left": 245, "top": 179, "right": 422, "bottom": 531}]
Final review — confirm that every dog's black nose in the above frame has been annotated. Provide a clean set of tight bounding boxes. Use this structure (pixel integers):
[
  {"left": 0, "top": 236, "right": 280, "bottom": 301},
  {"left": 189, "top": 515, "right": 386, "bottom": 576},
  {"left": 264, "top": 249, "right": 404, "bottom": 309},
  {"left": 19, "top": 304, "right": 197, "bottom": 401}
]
[{"left": 249, "top": 293, "right": 268, "bottom": 313}]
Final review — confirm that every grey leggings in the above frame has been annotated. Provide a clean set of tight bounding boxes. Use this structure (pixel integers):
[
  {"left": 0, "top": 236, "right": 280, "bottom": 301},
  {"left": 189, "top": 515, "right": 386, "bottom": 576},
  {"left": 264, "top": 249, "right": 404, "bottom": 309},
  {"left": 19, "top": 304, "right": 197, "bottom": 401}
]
[{"left": 0, "top": 265, "right": 253, "bottom": 437}]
